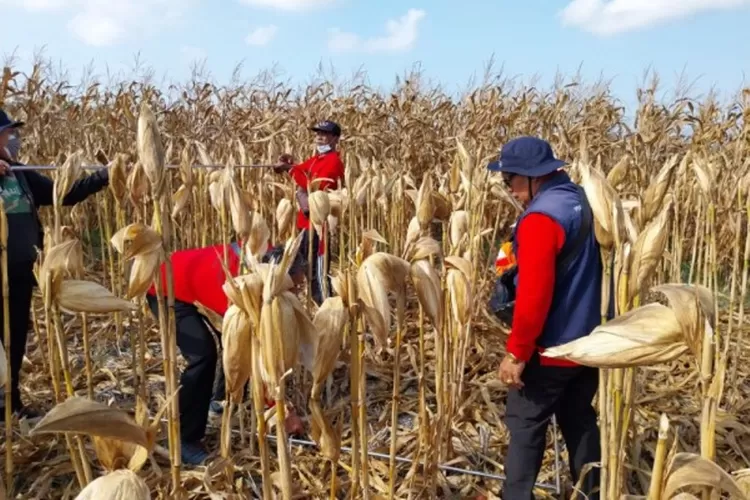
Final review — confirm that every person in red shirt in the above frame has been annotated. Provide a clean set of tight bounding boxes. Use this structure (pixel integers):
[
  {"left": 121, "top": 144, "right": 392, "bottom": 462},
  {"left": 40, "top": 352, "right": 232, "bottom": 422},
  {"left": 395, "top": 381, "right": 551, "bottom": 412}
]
[
  {"left": 146, "top": 242, "right": 306, "bottom": 465},
  {"left": 488, "top": 137, "right": 602, "bottom": 500},
  {"left": 275, "top": 120, "right": 345, "bottom": 305}
]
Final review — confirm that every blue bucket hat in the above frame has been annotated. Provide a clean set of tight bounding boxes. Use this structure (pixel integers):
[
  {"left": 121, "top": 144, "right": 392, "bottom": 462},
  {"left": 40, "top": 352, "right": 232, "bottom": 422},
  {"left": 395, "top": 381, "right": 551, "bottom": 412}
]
[
  {"left": 487, "top": 136, "right": 566, "bottom": 177},
  {"left": 0, "top": 109, "right": 24, "bottom": 133}
]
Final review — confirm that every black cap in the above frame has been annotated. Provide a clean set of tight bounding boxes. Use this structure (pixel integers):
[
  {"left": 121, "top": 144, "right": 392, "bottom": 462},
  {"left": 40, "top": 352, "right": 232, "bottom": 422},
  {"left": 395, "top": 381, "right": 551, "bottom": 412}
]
[
  {"left": 310, "top": 120, "right": 341, "bottom": 136},
  {"left": 0, "top": 109, "right": 24, "bottom": 133}
]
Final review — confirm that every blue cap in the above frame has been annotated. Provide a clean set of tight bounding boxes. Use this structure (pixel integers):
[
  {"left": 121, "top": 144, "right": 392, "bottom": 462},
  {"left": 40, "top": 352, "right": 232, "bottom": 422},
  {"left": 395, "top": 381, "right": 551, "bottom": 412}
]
[
  {"left": 487, "top": 136, "right": 566, "bottom": 177},
  {"left": 310, "top": 120, "right": 341, "bottom": 136},
  {"left": 0, "top": 109, "right": 24, "bottom": 133}
]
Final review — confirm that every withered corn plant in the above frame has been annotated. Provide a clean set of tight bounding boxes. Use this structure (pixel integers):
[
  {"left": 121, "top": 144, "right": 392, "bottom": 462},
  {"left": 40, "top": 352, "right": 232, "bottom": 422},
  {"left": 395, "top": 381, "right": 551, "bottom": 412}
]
[{"left": 1, "top": 60, "right": 750, "bottom": 499}]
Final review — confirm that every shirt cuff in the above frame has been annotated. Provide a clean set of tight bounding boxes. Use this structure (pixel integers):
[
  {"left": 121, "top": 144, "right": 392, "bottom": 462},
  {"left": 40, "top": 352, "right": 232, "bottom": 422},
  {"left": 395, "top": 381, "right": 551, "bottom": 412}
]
[{"left": 506, "top": 337, "right": 536, "bottom": 362}]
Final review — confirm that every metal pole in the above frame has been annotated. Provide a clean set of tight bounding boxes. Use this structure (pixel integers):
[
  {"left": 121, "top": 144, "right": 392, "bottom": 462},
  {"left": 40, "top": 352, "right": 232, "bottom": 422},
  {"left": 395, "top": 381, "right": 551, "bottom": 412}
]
[
  {"left": 195, "top": 418, "right": 562, "bottom": 494},
  {"left": 10, "top": 163, "right": 277, "bottom": 172}
]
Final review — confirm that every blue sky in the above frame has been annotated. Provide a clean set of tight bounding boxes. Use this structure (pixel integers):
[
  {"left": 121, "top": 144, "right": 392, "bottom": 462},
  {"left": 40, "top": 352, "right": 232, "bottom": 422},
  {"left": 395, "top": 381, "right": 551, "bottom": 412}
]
[{"left": 1, "top": 0, "right": 749, "bottom": 115}]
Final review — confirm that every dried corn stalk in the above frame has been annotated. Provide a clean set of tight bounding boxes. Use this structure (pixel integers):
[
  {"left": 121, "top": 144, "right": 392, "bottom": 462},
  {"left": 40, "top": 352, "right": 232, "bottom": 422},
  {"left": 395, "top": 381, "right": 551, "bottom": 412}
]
[{"left": 110, "top": 223, "right": 163, "bottom": 299}]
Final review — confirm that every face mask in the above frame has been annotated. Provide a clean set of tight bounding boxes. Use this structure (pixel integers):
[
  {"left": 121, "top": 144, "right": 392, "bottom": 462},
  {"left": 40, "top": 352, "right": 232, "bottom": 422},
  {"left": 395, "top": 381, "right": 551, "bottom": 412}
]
[
  {"left": 6, "top": 134, "right": 20, "bottom": 160},
  {"left": 316, "top": 144, "right": 332, "bottom": 154}
]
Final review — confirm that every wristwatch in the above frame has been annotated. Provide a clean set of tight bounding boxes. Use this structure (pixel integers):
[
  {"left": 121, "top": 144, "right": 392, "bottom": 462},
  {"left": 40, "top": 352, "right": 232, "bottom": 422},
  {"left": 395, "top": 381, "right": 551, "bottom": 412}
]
[{"left": 506, "top": 352, "right": 522, "bottom": 364}]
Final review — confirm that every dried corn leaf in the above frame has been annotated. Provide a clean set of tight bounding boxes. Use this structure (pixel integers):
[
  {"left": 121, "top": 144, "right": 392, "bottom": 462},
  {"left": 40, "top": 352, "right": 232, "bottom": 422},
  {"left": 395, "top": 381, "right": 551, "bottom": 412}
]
[
  {"left": 57, "top": 280, "right": 136, "bottom": 314},
  {"left": 31, "top": 397, "right": 149, "bottom": 448},
  {"left": 663, "top": 453, "right": 747, "bottom": 499},
  {"left": 542, "top": 303, "right": 687, "bottom": 368}
]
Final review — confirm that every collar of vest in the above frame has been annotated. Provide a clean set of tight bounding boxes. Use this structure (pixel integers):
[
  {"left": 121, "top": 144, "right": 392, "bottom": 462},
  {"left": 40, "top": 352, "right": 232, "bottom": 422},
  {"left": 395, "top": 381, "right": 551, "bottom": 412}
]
[{"left": 534, "top": 171, "right": 572, "bottom": 197}]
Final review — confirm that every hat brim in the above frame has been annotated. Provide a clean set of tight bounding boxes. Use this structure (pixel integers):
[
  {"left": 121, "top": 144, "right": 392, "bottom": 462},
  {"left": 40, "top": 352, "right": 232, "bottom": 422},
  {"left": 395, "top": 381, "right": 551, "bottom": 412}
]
[
  {"left": 0, "top": 121, "right": 24, "bottom": 133},
  {"left": 310, "top": 126, "right": 340, "bottom": 136},
  {"left": 488, "top": 158, "right": 567, "bottom": 177}
]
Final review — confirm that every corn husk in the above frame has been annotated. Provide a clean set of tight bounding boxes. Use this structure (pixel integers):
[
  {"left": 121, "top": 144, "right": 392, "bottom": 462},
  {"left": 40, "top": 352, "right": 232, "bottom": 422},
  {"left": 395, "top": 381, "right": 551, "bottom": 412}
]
[
  {"left": 56, "top": 280, "right": 136, "bottom": 314},
  {"left": 126, "top": 162, "right": 150, "bottom": 206},
  {"left": 74, "top": 469, "right": 150, "bottom": 500},
  {"left": 111, "top": 223, "right": 163, "bottom": 299},
  {"left": 627, "top": 196, "right": 673, "bottom": 304},
  {"left": 309, "top": 190, "right": 331, "bottom": 231},
  {"left": 578, "top": 159, "right": 626, "bottom": 250},
  {"left": 311, "top": 296, "right": 347, "bottom": 398},
  {"left": 605, "top": 154, "right": 629, "bottom": 188},
  {"left": 415, "top": 174, "right": 435, "bottom": 230},
  {"left": 221, "top": 304, "right": 253, "bottom": 400},
  {"left": 640, "top": 154, "right": 678, "bottom": 226},
  {"left": 449, "top": 210, "right": 469, "bottom": 251},
  {"left": 276, "top": 198, "right": 294, "bottom": 239},
  {"left": 54, "top": 150, "right": 84, "bottom": 206},
  {"left": 226, "top": 172, "right": 252, "bottom": 238},
  {"left": 356, "top": 252, "right": 410, "bottom": 349},
  {"left": 358, "top": 229, "right": 388, "bottom": 263},
  {"left": 244, "top": 212, "right": 271, "bottom": 262},
  {"left": 405, "top": 236, "right": 442, "bottom": 262},
  {"left": 108, "top": 153, "right": 129, "bottom": 203},
  {"left": 542, "top": 303, "right": 687, "bottom": 368},
  {"left": 136, "top": 101, "right": 165, "bottom": 195},
  {"left": 309, "top": 399, "right": 342, "bottom": 462},
  {"left": 410, "top": 260, "right": 443, "bottom": 328},
  {"left": 444, "top": 256, "right": 472, "bottom": 325}
]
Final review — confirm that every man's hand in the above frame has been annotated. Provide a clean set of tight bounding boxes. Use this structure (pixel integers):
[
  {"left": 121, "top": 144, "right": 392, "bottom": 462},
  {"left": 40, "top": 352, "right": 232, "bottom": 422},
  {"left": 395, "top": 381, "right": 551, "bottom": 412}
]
[
  {"left": 278, "top": 153, "right": 294, "bottom": 165},
  {"left": 0, "top": 160, "right": 10, "bottom": 177},
  {"left": 498, "top": 353, "right": 526, "bottom": 390},
  {"left": 284, "top": 405, "right": 305, "bottom": 436},
  {"left": 274, "top": 153, "right": 294, "bottom": 174}
]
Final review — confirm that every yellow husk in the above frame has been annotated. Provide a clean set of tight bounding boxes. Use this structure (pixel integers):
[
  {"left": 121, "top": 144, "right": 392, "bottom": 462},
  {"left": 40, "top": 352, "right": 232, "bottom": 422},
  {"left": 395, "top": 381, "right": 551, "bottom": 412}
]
[
  {"left": 221, "top": 304, "right": 253, "bottom": 400},
  {"left": 356, "top": 252, "right": 410, "bottom": 349},
  {"left": 542, "top": 303, "right": 688, "bottom": 367},
  {"left": 74, "top": 469, "right": 150, "bottom": 500},
  {"left": 56, "top": 280, "right": 136, "bottom": 314}
]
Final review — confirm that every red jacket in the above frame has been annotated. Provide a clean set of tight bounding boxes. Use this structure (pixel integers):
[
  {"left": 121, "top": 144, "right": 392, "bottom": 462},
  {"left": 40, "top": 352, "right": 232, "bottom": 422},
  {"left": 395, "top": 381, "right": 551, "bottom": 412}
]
[
  {"left": 506, "top": 213, "right": 578, "bottom": 368},
  {"left": 147, "top": 243, "right": 241, "bottom": 316},
  {"left": 288, "top": 150, "right": 345, "bottom": 232},
  {"left": 147, "top": 241, "right": 277, "bottom": 406}
]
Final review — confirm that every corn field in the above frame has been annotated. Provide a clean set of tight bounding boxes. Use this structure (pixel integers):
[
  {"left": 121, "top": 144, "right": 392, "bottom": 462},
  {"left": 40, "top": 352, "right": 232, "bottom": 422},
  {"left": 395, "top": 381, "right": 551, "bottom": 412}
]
[{"left": 1, "top": 61, "right": 750, "bottom": 499}]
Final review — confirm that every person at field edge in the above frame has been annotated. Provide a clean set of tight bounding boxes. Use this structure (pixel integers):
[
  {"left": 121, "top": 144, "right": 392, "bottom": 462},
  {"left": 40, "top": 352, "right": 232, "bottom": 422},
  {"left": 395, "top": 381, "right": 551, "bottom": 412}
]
[
  {"left": 275, "top": 120, "right": 345, "bottom": 305},
  {"left": 146, "top": 241, "right": 306, "bottom": 465},
  {"left": 0, "top": 109, "right": 111, "bottom": 420},
  {"left": 489, "top": 136, "right": 602, "bottom": 499}
]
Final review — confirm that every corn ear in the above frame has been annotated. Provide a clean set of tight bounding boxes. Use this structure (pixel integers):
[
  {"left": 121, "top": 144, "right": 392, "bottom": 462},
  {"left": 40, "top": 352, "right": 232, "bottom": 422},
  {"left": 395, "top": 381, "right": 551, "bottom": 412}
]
[{"left": 74, "top": 469, "right": 150, "bottom": 500}]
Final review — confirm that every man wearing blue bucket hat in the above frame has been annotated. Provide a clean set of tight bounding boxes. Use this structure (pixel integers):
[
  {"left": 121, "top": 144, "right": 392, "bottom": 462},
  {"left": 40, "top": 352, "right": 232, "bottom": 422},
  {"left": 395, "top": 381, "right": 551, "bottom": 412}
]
[
  {"left": 0, "top": 108, "right": 110, "bottom": 420},
  {"left": 489, "top": 136, "right": 602, "bottom": 499}
]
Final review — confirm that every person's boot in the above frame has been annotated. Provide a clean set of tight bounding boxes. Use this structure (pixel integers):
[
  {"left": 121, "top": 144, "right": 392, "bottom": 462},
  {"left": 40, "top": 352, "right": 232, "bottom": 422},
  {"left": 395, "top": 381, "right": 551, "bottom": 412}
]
[{"left": 180, "top": 441, "right": 209, "bottom": 466}]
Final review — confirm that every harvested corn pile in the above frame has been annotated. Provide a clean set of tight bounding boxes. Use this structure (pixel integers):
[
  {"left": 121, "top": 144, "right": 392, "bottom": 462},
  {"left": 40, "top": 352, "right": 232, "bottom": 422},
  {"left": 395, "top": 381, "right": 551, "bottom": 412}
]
[{"left": 1, "top": 64, "right": 750, "bottom": 499}]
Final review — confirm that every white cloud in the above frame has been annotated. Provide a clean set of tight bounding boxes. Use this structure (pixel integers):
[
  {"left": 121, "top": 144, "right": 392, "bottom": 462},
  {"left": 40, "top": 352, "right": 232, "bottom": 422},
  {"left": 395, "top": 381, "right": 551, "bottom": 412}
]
[
  {"left": 245, "top": 25, "right": 278, "bottom": 46},
  {"left": 561, "top": 0, "right": 750, "bottom": 36},
  {"left": 6, "top": 0, "right": 193, "bottom": 46},
  {"left": 238, "top": 0, "right": 335, "bottom": 11},
  {"left": 328, "top": 8, "right": 426, "bottom": 53}
]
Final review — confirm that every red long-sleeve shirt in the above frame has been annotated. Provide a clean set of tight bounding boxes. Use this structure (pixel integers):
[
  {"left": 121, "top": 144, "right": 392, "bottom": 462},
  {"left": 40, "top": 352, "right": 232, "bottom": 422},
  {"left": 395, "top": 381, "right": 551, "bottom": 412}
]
[
  {"left": 147, "top": 243, "right": 240, "bottom": 316},
  {"left": 288, "top": 151, "right": 345, "bottom": 231},
  {"left": 146, "top": 242, "right": 277, "bottom": 406},
  {"left": 506, "top": 213, "right": 578, "bottom": 368}
]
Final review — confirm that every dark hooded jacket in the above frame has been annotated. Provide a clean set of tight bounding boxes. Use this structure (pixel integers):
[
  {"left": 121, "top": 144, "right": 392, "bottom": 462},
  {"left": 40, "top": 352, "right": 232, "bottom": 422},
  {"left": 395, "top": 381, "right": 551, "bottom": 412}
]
[{"left": 0, "top": 158, "right": 109, "bottom": 265}]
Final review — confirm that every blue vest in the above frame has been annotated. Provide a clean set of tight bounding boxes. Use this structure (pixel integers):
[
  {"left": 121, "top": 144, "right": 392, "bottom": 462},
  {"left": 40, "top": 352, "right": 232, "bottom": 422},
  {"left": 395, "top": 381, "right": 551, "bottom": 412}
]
[{"left": 511, "top": 172, "right": 602, "bottom": 349}]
